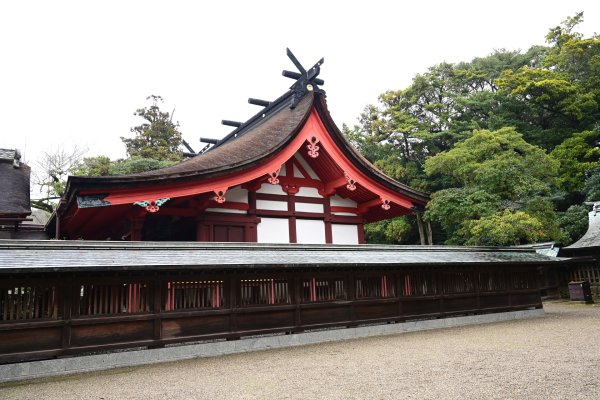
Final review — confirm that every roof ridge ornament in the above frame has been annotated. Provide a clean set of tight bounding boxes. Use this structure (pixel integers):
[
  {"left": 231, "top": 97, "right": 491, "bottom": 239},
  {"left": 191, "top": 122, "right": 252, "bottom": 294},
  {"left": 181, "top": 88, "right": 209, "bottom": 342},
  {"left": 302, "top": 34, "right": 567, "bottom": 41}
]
[{"left": 283, "top": 48, "right": 325, "bottom": 109}]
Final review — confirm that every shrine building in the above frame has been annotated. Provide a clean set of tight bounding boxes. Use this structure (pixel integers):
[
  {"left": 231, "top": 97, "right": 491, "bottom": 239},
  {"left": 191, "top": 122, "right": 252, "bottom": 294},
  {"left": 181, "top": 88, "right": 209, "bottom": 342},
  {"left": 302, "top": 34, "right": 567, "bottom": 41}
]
[{"left": 49, "top": 53, "right": 427, "bottom": 244}]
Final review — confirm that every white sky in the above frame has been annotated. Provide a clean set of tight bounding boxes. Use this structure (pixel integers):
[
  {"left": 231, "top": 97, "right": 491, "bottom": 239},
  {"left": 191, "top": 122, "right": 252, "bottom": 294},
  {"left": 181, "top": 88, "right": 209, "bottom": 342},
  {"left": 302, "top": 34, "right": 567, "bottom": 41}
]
[{"left": 1, "top": 1, "right": 599, "bottom": 169}]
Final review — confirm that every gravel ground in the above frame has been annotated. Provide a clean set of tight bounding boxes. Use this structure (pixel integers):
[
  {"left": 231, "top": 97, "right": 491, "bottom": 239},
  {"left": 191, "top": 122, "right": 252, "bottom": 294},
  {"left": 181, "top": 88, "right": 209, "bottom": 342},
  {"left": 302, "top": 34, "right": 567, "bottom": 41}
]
[{"left": 1, "top": 301, "right": 599, "bottom": 400}]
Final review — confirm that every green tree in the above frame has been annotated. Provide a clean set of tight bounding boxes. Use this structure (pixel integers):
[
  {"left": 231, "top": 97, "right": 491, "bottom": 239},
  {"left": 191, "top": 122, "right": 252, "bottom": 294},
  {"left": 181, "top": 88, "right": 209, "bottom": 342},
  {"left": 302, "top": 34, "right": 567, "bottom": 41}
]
[
  {"left": 73, "top": 155, "right": 178, "bottom": 177},
  {"left": 425, "top": 188, "right": 500, "bottom": 244},
  {"left": 364, "top": 217, "right": 413, "bottom": 244},
  {"left": 583, "top": 166, "right": 600, "bottom": 201},
  {"left": 345, "top": 13, "right": 599, "bottom": 244},
  {"left": 121, "top": 95, "right": 183, "bottom": 162},
  {"left": 550, "top": 130, "right": 600, "bottom": 195},
  {"left": 424, "top": 128, "right": 563, "bottom": 245},
  {"left": 462, "top": 210, "right": 546, "bottom": 246},
  {"left": 424, "top": 127, "right": 558, "bottom": 199},
  {"left": 558, "top": 204, "right": 590, "bottom": 244},
  {"left": 496, "top": 13, "right": 600, "bottom": 149}
]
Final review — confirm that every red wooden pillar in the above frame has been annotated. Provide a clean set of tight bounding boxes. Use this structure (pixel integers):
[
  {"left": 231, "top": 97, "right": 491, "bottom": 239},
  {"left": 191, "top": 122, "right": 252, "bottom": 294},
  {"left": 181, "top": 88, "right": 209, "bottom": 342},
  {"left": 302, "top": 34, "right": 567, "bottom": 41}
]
[
  {"left": 248, "top": 189, "right": 259, "bottom": 243},
  {"left": 196, "top": 220, "right": 210, "bottom": 241},
  {"left": 357, "top": 223, "right": 365, "bottom": 244},
  {"left": 324, "top": 196, "right": 332, "bottom": 244},
  {"left": 130, "top": 217, "right": 145, "bottom": 241},
  {"left": 288, "top": 194, "right": 297, "bottom": 243}
]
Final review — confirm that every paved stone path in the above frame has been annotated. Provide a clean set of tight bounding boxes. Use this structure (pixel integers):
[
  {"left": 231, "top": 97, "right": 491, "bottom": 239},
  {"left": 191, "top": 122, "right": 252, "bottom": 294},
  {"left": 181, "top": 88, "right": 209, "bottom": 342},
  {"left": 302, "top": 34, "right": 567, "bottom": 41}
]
[{"left": 2, "top": 301, "right": 599, "bottom": 399}]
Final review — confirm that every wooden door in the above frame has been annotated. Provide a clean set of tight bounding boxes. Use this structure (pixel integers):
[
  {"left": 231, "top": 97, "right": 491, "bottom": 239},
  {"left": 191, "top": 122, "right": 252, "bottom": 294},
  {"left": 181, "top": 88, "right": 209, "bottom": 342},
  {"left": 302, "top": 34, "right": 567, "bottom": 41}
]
[{"left": 213, "top": 225, "right": 245, "bottom": 242}]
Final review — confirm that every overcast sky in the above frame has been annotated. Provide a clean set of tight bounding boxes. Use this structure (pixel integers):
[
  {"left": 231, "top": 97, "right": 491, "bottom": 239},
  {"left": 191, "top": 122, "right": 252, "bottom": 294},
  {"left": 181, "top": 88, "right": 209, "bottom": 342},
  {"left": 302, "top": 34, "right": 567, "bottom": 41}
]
[{"left": 1, "top": 1, "right": 599, "bottom": 170}]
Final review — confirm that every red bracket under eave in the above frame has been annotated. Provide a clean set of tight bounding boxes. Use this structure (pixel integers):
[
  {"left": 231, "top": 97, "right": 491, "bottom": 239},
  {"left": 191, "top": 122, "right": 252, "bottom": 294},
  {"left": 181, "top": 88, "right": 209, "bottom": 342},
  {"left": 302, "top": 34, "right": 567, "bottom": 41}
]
[{"left": 78, "top": 109, "right": 417, "bottom": 211}]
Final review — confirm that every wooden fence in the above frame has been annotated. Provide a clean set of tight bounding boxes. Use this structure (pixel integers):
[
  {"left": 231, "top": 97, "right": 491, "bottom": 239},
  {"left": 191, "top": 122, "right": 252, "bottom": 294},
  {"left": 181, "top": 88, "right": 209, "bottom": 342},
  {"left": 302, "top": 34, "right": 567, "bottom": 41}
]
[
  {"left": 571, "top": 263, "right": 600, "bottom": 295},
  {"left": 0, "top": 265, "right": 542, "bottom": 363}
]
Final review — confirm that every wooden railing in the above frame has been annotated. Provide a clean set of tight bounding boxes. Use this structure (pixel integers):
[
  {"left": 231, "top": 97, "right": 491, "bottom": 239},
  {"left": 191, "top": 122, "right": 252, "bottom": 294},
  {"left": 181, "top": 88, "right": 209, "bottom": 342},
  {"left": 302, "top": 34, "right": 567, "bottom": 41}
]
[{"left": 0, "top": 265, "right": 542, "bottom": 363}]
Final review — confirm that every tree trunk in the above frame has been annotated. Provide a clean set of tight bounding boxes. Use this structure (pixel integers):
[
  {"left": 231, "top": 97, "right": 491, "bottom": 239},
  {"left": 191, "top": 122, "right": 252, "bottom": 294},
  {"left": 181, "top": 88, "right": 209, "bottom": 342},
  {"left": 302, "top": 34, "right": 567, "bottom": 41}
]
[
  {"left": 427, "top": 221, "right": 433, "bottom": 245},
  {"left": 416, "top": 213, "right": 426, "bottom": 245}
]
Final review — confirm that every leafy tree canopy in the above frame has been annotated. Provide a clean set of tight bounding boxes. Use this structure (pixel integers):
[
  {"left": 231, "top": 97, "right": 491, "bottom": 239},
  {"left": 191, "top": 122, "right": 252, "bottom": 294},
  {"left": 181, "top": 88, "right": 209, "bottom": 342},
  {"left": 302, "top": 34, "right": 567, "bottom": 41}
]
[
  {"left": 583, "top": 166, "right": 600, "bottom": 201},
  {"left": 461, "top": 210, "right": 546, "bottom": 246},
  {"left": 424, "top": 127, "right": 558, "bottom": 200},
  {"left": 73, "top": 156, "right": 178, "bottom": 177},
  {"left": 550, "top": 130, "right": 600, "bottom": 195},
  {"left": 423, "top": 127, "right": 566, "bottom": 245},
  {"left": 121, "top": 95, "right": 183, "bottom": 162},
  {"left": 558, "top": 204, "right": 590, "bottom": 244}
]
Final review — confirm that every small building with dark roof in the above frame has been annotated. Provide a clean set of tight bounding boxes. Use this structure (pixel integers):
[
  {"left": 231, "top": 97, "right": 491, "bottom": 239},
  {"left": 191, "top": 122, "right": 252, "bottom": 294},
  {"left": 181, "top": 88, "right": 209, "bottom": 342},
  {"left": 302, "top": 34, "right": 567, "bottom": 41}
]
[
  {"left": 559, "top": 202, "right": 600, "bottom": 294},
  {"left": 0, "top": 149, "right": 48, "bottom": 240},
  {"left": 0, "top": 149, "right": 32, "bottom": 239}
]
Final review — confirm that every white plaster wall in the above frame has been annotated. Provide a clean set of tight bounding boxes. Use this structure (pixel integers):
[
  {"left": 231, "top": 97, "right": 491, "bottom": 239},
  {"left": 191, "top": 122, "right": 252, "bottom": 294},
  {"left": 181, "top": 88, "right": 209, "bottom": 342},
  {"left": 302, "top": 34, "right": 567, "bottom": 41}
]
[
  {"left": 256, "top": 200, "right": 288, "bottom": 211},
  {"left": 226, "top": 186, "right": 248, "bottom": 203},
  {"left": 297, "top": 187, "right": 322, "bottom": 198},
  {"left": 257, "top": 218, "right": 289, "bottom": 243},
  {"left": 295, "top": 202, "right": 324, "bottom": 213},
  {"left": 332, "top": 224, "right": 359, "bottom": 244},
  {"left": 257, "top": 184, "right": 286, "bottom": 195},
  {"left": 294, "top": 153, "right": 319, "bottom": 179},
  {"left": 332, "top": 212, "right": 357, "bottom": 216},
  {"left": 330, "top": 195, "right": 357, "bottom": 207},
  {"left": 279, "top": 164, "right": 287, "bottom": 176},
  {"left": 205, "top": 208, "right": 247, "bottom": 214},
  {"left": 296, "top": 219, "right": 326, "bottom": 244}
]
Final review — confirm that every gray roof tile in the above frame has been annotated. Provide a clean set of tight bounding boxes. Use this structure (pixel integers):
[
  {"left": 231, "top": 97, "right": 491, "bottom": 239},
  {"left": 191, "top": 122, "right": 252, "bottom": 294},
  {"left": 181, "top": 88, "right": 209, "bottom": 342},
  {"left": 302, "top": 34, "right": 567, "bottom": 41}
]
[{"left": 0, "top": 240, "right": 563, "bottom": 273}]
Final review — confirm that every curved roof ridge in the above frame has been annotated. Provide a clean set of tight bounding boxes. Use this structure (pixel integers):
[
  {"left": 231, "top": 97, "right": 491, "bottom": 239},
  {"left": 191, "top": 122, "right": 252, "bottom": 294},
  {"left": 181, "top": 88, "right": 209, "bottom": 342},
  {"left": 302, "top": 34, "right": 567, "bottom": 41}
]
[
  {"left": 67, "top": 92, "right": 315, "bottom": 187},
  {"left": 313, "top": 95, "right": 429, "bottom": 205}
]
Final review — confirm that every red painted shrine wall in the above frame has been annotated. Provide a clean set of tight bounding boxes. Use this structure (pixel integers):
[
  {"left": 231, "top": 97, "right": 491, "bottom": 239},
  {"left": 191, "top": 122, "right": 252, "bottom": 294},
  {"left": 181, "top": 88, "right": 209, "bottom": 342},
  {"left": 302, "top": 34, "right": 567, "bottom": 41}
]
[{"left": 164, "top": 153, "right": 365, "bottom": 244}]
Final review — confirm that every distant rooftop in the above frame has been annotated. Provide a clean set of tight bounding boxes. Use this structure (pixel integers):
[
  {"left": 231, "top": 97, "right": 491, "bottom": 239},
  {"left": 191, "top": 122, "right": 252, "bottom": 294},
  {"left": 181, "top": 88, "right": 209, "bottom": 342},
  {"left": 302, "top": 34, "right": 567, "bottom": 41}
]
[
  {"left": 0, "top": 148, "right": 31, "bottom": 218},
  {"left": 567, "top": 203, "right": 600, "bottom": 249}
]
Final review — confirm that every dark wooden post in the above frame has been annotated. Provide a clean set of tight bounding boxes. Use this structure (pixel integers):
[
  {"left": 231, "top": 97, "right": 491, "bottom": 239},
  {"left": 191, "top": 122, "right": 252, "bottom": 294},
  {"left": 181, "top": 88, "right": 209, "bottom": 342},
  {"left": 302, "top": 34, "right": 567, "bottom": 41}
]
[
  {"left": 60, "top": 276, "right": 74, "bottom": 354},
  {"left": 293, "top": 276, "right": 302, "bottom": 332},
  {"left": 437, "top": 267, "right": 445, "bottom": 316},
  {"left": 395, "top": 272, "right": 403, "bottom": 321},
  {"left": 227, "top": 275, "right": 238, "bottom": 338},
  {"left": 55, "top": 212, "right": 61, "bottom": 239},
  {"left": 152, "top": 275, "right": 163, "bottom": 345},
  {"left": 348, "top": 272, "right": 356, "bottom": 326},
  {"left": 507, "top": 267, "right": 513, "bottom": 310},
  {"left": 474, "top": 267, "right": 481, "bottom": 312}
]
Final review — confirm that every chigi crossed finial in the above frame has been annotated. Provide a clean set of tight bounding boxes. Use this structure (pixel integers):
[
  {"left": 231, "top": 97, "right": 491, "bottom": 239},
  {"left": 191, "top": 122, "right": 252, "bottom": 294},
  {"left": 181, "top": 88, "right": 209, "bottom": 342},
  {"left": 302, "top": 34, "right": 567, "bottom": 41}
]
[
  {"left": 207, "top": 48, "right": 327, "bottom": 156},
  {"left": 282, "top": 48, "right": 325, "bottom": 108}
]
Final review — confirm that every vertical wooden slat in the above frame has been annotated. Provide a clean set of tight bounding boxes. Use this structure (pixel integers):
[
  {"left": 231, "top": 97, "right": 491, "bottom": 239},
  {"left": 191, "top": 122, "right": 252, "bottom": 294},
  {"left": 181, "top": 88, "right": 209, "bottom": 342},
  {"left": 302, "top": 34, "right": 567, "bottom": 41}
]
[
  {"left": 61, "top": 279, "right": 73, "bottom": 351},
  {"left": 153, "top": 278, "right": 162, "bottom": 342}
]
